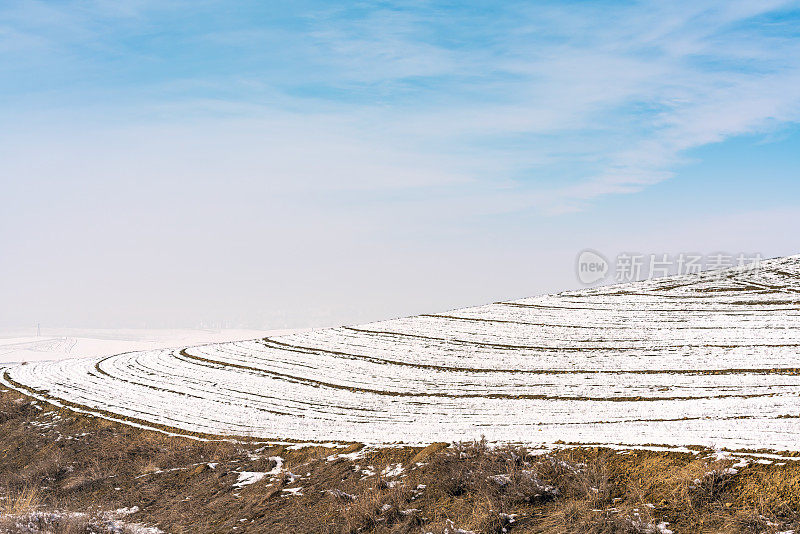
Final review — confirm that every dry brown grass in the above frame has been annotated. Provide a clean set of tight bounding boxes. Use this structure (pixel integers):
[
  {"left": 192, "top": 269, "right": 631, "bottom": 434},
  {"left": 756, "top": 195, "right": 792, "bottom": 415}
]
[
  {"left": 1, "top": 485, "right": 41, "bottom": 516},
  {"left": 314, "top": 441, "right": 800, "bottom": 533},
  {"left": 2, "top": 387, "right": 800, "bottom": 533}
]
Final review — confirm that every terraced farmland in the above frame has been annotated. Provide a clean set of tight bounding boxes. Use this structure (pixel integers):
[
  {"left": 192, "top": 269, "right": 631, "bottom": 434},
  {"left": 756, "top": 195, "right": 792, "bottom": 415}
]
[{"left": 4, "top": 255, "right": 800, "bottom": 452}]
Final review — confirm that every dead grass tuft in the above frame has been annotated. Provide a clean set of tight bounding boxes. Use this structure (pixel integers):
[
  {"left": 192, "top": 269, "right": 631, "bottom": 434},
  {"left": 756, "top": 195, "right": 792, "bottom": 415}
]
[{"left": 1, "top": 485, "right": 41, "bottom": 516}]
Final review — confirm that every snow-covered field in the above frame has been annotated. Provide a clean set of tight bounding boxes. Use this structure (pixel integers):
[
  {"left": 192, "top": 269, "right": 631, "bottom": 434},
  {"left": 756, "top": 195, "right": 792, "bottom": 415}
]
[
  {"left": 4, "top": 256, "right": 800, "bottom": 452},
  {"left": 0, "top": 328, "right": 296, "bottom": 364}
]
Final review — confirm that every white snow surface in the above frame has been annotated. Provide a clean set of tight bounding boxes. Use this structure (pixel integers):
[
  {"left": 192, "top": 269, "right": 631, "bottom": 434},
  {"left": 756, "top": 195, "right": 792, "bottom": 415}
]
[
  {"left": 0, "top": 328, "right": 302, "bottom": 364},
  {"left": 234, "top": 472, "right": 267, "bottom": 488},
  {"left": 4, "top": 256, "right": 800, "bottom": 451}
]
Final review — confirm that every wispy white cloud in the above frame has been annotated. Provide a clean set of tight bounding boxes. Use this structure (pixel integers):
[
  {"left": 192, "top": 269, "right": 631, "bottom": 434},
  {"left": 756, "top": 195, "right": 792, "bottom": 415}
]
[{"left": 2, "top": 0, "right": 799, "bottom": 212}]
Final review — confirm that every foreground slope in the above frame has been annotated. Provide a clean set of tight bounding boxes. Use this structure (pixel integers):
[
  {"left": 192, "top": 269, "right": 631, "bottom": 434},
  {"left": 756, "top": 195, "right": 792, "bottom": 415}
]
[{"left": 4, "top": 256, "right": 800, "bottom": 451}]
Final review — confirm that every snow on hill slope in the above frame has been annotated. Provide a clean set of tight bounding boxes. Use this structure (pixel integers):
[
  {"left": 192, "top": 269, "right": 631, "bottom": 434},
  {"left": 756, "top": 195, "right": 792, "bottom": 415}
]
[
  {"left": 0, "top": 329, "right": 296, "bottom": 365},
  {"left": 4, "top": 256, "right": 800, "bottom": 451}
]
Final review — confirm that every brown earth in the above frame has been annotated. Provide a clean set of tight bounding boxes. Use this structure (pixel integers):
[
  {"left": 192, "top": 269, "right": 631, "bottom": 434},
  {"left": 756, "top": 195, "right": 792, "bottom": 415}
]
[{"left": 1, "top": 387, "right": 799, "bottom": 533}]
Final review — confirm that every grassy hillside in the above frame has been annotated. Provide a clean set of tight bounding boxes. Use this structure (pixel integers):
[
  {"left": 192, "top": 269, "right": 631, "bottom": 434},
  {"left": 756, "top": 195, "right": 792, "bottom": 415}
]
[{"left": 2, "top": 388, "right": 799, "bottom": 533}]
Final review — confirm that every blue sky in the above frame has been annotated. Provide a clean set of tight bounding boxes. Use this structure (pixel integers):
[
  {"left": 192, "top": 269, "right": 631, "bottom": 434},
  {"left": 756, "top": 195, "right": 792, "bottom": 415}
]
[{"left": 2, "top": 0, "right": 800, "bottom": 329}]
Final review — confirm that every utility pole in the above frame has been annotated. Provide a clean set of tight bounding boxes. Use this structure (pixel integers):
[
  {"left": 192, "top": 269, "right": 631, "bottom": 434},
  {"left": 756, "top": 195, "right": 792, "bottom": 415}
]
[{"left": 37, "top": 323, "right": 40, "bottom": 337}]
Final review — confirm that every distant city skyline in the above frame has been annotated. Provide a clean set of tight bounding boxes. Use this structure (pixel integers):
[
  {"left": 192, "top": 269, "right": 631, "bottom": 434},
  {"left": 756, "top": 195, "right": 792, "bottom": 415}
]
[{"left": 2, "top": 1, "right": 800, "bottom": 329}]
